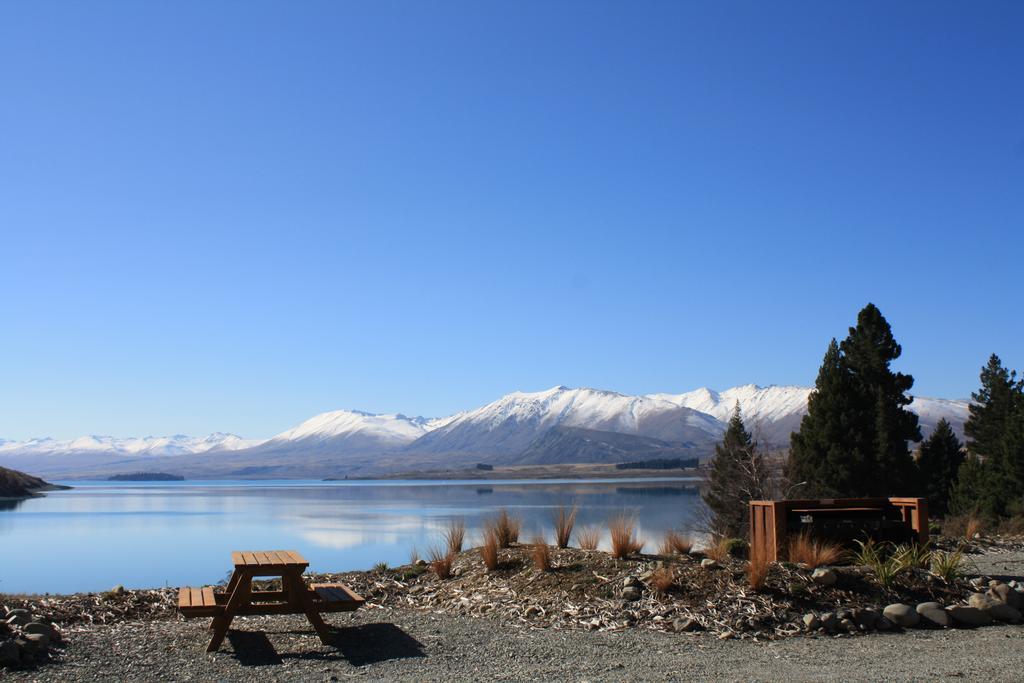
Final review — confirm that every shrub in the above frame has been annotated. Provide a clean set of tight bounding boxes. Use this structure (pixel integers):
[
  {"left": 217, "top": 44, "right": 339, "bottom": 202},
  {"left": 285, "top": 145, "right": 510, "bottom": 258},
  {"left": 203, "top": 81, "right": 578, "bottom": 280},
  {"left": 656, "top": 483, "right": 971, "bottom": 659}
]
[
  {"left": 481, "top": 528, "right": 499, "bottom": 570},
  {"left": 532, "top": 535, "right": 552, "bottom": 572},
  {"left": 577, "top": 525, "right": 600, "bottom": 551},
  {"left": 891, "top": 542, "right": 931, "bottom": 571},
  {"left": 428, "top": 546, "right": 455, "bottom": 579},
  {"left": 659, "top": 530, "right": 693, "bottom": 556},
  {"left": 650, "top": 567, "right": 675, "bottom": 595},
  {"left": 372, "top": 561, "right": 389, "bottom": 573},
  {"left": 444, "top": 518, "right": 466, "bottom": 555},
  {"left": 552, "top": 505, "right": 577, "bottom": 549},
  {"left": 965, "top": 514, "right": 984, "bottom": 540},
  {"left": 746, "top": 543, "right": 770, "bottom": 592},
  {"left": 852, "top": 539, "right": 903, "bottom": 590},
  {"left": 945, "top": 513, "right": 985, "bottom": 540},
  {"left": 787, "top": 532, "right": 845, "bottom": 568},
  {"left": 704, "top": 537, "right": 732, "bottom": 562},
  {"left": 930, "top": 546, "right": 966, "bottom": 583},
  {"left": 724, "top": 538, "right": 748, "bottom": 559},
  {"left": 608, "top": 514, "right": 644, "bottom": 559},
  {"left": 487, "top": 509, "right": 521, "bottom": 548}
]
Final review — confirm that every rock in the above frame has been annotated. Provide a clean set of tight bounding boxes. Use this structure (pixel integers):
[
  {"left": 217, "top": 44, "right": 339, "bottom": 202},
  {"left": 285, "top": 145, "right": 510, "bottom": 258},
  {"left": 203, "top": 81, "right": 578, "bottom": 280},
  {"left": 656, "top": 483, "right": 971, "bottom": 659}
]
[
  {"left": 811, "top": 568, "right": 837, "bottom": 586},
  {"left": 820, "top": 612, "right": 839, "bottom": 632},
  {"left": 110, "top": 584, "right": 126, "bottom": 595},
  {"left": 838, "top": 617, "right": 856, "bottom": 632},
  {"left": 700, "top": 558, "right": 719, "bottom": 569},
  {"left": 875, "top": 616, "right": 894, "bottom": 631},
  {"left": 621, "top": 586, "right": 642, "bottom": 601},
  {"left": 986, "top": 603, "right": 1022, "bottom": 623},
  {"left": 989, "top": 583, "right": 1022, "bottom": 609},
  {"left": 415, "top": 559, "right": 427, "bottom": 567},
  {"left": 717, "top": 630, "right": 734, "bottom": 640},
  {"left": 948, "top": 605, "right": 993, "bottom": 628},
  {"left": 4, "top": 610, "right": 30, "bottom": 627},
  {"left": 969, "top": 577, "right": 987, "bottom": 588},
  {"left": 524, "top": 606, "right": 540, "bottom": 617},
  {"left": 883, "top": 603, "right": 920, "bottom": 628},
  {"left": 673, "top": 617, "right": 703, "bottom": 632},
  {"left": 22, "top": 632, "right": 49, "bottom": 650},
  {"left": 0, "top": 640, "right": 20, "bottom": 666},
  {"left": 22, "top": 622, "right": 53, "bottom": 638},
  {"left": 918, "top": 607, "right": 951, "bottom": 628},
  {"left": 969, "top": 593, "right": 1000, "bottom": 611},
  {"left": 916, "top": 601, "right": 943, "bottom": 614},
  {"left": 802, "top": 613, "right": 821, "bottom": 630},
  {"left": 853, "top": 608, "right": 879, "bottom": 630},
  {"left": 623, "top": 576, "right": 643, "bottom": 588}
]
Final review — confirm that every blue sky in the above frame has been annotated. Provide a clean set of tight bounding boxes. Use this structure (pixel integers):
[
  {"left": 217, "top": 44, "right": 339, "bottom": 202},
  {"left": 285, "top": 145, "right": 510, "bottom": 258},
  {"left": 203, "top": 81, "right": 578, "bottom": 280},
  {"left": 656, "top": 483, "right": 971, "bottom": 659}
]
[{"left": 1, "top": 1, "right": 1021, "bottom": 440}]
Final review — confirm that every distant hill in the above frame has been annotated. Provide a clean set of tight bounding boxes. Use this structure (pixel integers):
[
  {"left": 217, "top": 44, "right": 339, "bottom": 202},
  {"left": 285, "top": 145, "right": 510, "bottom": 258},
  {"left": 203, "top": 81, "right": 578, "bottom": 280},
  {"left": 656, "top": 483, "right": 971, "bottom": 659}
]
[
  {"left": 107, "top": 472, "right": 185, "bottom": 481},
  {"left": 0, "top": 465, "right": 67, "bottom": 498},
  {"left": 0, "top": 384, "right": 971, "bottom": 479}
]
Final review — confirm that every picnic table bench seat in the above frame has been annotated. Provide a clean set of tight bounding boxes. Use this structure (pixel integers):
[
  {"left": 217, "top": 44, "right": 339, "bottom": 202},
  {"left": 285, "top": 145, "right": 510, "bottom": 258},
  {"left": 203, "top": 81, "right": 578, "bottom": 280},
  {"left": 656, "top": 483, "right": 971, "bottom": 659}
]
[{"left": 310, "top": 583, "right": 366, "bottom": 612}]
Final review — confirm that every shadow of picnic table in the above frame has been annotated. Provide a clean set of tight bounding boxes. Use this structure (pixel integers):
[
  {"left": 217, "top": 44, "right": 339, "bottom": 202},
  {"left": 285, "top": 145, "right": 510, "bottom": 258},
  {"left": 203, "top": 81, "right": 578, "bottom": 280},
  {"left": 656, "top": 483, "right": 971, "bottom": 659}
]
[{"left": 226, "top": 622, "right": 426, "bottom": 667}]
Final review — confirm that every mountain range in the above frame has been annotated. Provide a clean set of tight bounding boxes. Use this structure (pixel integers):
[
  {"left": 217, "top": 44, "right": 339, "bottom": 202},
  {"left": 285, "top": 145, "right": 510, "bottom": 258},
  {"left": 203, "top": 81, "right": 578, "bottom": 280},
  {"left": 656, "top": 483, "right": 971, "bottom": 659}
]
[{"left": 0, "top": 385, "right": 971, "bottom": 479}]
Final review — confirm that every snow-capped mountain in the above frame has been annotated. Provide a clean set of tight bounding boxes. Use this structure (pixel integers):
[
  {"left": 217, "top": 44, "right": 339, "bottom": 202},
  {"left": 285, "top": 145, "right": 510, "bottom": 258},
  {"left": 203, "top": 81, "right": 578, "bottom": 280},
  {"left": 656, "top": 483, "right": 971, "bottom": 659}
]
[
  {"left": 0, "top": 384, "right": 972, "bottom": 479},
  {"left": 408, "top": 386, "right": 725, "bottom": 457},
  {"left": 0, "top": 432, "right": 258, "bottom": 457}
]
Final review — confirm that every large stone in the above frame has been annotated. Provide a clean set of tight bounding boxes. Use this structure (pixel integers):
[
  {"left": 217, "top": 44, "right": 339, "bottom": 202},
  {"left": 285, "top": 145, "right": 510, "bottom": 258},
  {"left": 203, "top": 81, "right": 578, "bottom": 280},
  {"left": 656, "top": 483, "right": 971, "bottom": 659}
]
[
  {"left": 875, "top": 616, "right": 894, "bottom": 631},
  {"left": 623, "top": 576, "right": 643, "bottom": 588},
  {"left": 948, "top": 605, "right": 993, "bottom": 628},
  {"left": 700, "top": 558, "right": 719, "bottom": 569},
  {"left": 22, "top": 632, "right": 49, "bottom": 650},
  {"left": 987, "top": 603, "right": 1022, "bottom": 623},
  {"left": 811, "top": 568, "right": 837, "bottom": 586},
  {"left": 0, "top": 640, "right": 20, "bottom": 666},
  {"left": 916, "top": 601, "right": 943, "bottom": 614},
  {"left": 802, "top": 613, "right": 821, "bottom": 630},
  {"left": 673, "top": 617, "right": 703, "bottom": 632},
  {"left": 853, "top": 608, "right": 879, "bottom": 630},
  {"left": 989, "top": 583, "right": 1022, "bottom": 609},
  {"left": 918, "top": 607, "right": 951, "bottom": 628},
  {"left": 110, "top": 585, "right": 126, "bottom": 596},
  {"left": 22, "top": 622, "right": 53, "bottom": 638},
  {"left": 621, "top": 586, "right": 642, "bottom": 601},
  {"left": 4, "top": 610, "right": 30, "bottom": 627},
  {"left": 969, "top": 593, "right": 1000, "bottom": 611},
  {"left": 883, "top": 603, "right": 920, "bottom": 628},
  {"left": 820, "top": 612, "right": 839, "bottom": 632}
]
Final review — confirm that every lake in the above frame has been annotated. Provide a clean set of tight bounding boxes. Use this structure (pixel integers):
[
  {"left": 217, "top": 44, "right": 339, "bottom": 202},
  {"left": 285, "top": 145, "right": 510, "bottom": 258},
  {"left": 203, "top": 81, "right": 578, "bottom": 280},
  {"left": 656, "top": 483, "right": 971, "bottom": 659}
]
[{"left": 0, "top": 478, "right": 704, "bottom": 594}]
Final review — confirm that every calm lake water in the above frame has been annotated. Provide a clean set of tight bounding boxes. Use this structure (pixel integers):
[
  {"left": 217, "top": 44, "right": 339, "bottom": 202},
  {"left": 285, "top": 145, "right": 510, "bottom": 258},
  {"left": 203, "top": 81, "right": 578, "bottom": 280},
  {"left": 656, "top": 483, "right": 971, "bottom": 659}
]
[{"left": 0, "top": 478, "right": 703, "bottom": 594}]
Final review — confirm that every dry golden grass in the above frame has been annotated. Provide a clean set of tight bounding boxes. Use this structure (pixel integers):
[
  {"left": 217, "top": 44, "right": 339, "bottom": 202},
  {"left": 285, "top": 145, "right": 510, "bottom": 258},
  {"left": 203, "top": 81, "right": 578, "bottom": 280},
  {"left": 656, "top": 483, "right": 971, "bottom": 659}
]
[
  {"left": 480, "top": 528, "right": 499, "bottom": 570},
  {"left": 746, "top": 543, "right": 770, "bottom": 591},
  {"left": 552, "top": 505, "right": 577, "bottom": 549},
  {"left": 428, "top": 546, "right": 455, "bottom": 579},
  {"left": 650, "top": 567, "right": 675, "bottom": 595},
  {"left": 577, "top": 525, "right": 600, "bottom": 551},
  {"left": 532, "top": 535, "right": 552, "bottom": 571},
  {"left": 703, "top": 537, "right": 731, "bottom": 562},
  {"left": 486, "top": 508, "right": 521, "bottom": 548},
  {"left": 409, "top": 546, "right": 420, "bottom": 564},
  {"left": 965, "top": 514, "right": 984, "bottom": 540},
  {"left": 444, "top": 518, "right": 466, "bottom": 554},
  {"left": 787, "top": 532, "right": 844, "bottom": 568},
  {"left": 608, "top": 514, "right": 644, "bottom": 559},
  {"left": 659, "top": 530, "right": 693, "bottom": 556}
]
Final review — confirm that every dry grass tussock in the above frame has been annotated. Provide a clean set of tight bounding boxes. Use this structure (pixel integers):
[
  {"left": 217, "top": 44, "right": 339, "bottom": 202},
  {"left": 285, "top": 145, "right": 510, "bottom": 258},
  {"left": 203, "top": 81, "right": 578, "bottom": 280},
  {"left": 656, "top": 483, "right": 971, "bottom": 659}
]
[
  {"left": 746, "top": 543, "right": 770, "bottom": 591},
  {"left": 650, "top": 567, "right": 675, "bottom": 595},
  {"left": 703, "top": 537, "right": 732, "bottom": 563},
  {"left": 444, "top": 518, "right": 466, "bottom": 554},
  {"left": 552, "top": 505, "right": 577, "bottom": 549},
  {"left": 428, "top": 546, "right": 455, "bottom": 579},
  {"left": 787, "top": 532, "right": 844, "bottom": 568},
  {"left": 486, "top": 509, "right": 521, "bottom": 548},
  {"left": 480, "top": 528, "right": 500, "bottom": 570},
  {"left": 532, "top": 535, "right": 552, "bottom": 571},
  {"left": 608, "top": 515, "right": 644, "bottom": 559},
  {"left": 577, "top": 525, "right": 600, "bottom": 551},
  {"left": 659, "top": 530, "right": 693, "bottom": 556}
]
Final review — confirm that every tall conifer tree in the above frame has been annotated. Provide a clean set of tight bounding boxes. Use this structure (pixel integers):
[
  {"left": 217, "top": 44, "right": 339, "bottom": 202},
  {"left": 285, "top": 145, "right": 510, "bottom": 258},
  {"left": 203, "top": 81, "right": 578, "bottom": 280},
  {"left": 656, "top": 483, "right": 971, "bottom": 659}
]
[
  {"left": 702, "top": 406, "right": 767, "bottom": 539},
  {"left": 916, "top": 418, "right": 964, "bottom": 516}
]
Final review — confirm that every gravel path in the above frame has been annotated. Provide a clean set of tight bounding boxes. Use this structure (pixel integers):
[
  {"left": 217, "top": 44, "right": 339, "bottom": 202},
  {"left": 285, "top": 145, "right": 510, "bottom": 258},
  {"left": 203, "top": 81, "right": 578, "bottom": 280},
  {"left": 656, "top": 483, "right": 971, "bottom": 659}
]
[{"left": 7, "top": 606, "right": 1024, "bottom": 682}]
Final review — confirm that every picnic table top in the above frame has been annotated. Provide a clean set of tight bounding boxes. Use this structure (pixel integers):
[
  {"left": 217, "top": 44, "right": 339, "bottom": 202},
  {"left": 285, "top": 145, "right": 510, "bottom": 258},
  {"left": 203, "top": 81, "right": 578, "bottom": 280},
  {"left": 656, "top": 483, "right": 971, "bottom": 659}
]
[{"left": 230, "top": 549, "right": 308, "bottom": 569}]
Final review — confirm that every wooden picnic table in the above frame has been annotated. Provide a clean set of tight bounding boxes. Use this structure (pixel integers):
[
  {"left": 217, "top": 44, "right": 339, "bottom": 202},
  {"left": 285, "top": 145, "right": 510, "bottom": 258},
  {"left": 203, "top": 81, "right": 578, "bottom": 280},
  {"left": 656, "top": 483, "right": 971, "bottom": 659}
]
[{"left": 177, "top": 550, "right": 364, "bottom": 652}]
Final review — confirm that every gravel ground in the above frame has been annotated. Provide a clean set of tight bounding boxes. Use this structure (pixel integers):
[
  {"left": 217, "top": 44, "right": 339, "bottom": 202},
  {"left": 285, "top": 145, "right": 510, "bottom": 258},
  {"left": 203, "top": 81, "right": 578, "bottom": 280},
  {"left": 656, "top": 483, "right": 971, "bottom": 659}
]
[
  {"left": 6, "top": 606, "right": 1024, "bottom": 682},
  {"left": 8, "top": 548, "right": 1024, "bottom": 682}
]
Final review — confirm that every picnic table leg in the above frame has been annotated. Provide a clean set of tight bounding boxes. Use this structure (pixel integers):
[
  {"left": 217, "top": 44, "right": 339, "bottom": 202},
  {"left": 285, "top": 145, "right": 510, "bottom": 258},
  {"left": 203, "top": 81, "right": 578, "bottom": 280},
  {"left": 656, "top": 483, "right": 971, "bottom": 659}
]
[
  {"left": 285, "top": 570, "right": 331, "bottom": 643},
  {"left": 211, "top": 569, "right": 244, "bottom": 630},
  {"left": 207, "top": 571, "right": 251, "bottom": 652}
]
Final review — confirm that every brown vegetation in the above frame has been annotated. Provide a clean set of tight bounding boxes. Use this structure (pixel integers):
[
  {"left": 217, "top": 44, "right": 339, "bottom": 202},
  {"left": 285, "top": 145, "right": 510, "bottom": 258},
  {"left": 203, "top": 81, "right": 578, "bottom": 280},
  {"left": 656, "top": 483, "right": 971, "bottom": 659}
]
[
  {"left": 659, "top": 530, "right": 693, "bottom": 556},
  {"left": 443, "top": 518, "right": 466, "bottom": 554},
  {"left": 786, "top": 532, "right": 844, "bottom": 568},
  {"left": 650, "top": 567, "right": 675, "bottom": 595},
  {"left": 703, "top": 537, "right": 732, "bottom": 562},
  {"left": 532, "top": 535, "right": 552, "bottom": 571},
  {"left": 608, "top": 514, "right": 644, "bottom": 559},
  {"left": 552, "top": 505, "right": 577, "bottom": 549},
  {"left": 577, "top": 525, "right": 600, "bottom": 551},
  {"left": 746, "top": 543, "right": 770, "bottom": 591},
  {"left": 480, "top": 528, "right": 500, "bottom": 570},
  {"left": 428, "top": 546, "right": 455, "bottom": 579},
  {"left": 486, "top": 508, "right": 521, "bottom": 548}
]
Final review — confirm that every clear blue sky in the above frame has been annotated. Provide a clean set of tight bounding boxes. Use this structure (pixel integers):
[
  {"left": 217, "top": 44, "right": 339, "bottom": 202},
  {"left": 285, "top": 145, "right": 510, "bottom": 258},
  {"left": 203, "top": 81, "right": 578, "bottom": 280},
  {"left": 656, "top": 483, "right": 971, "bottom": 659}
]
[{"left": 1, "top": 1, "right": 1021, "bottom": 440}]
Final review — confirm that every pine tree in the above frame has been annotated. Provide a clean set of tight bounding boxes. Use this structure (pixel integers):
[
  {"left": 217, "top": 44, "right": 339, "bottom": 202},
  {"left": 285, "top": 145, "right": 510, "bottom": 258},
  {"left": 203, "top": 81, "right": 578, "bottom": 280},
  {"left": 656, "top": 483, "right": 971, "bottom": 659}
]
[
  {"left": 963, "top": 354, "right": 1024, "bottom": 517},
  {"left": 702, "top": 405, "right": 768, "bottom": 539},
  {"left": 788, "top": 304, "right": 921, "bottom": 497},
  {"left": 839, "top": 303, "right": 921, "bottom": 495},
  {"left": 949, "top": 452, "right": 987, "bottom": 516},
  {"left": 916, "top": 418, "right": 964, "bottom": 516}
]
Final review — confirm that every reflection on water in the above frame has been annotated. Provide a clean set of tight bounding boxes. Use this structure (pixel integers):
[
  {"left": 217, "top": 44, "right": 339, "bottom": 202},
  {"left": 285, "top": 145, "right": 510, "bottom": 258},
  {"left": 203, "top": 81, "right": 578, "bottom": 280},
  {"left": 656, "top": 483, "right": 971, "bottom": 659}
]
[{"left": 0, "top": 478, "right": 702, "bottom": 594}]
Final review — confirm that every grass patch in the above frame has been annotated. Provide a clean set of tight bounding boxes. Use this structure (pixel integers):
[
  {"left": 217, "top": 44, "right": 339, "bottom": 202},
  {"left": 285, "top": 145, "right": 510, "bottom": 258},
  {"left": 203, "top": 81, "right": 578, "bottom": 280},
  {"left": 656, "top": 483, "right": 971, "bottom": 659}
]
[
  {"left": 577, "top": 525, "right": 600, "bottom": 551},
  {"left": 608, "top": 514, "right": 643, "bottom": 559},
  {"left": 787, "top": 532, "right": 844, "bottom": 568},
  {"left": 532, "top": 535, "right": 553, "bottom": 572},
  {"left": 444, "top": 518, "right": 466, "bottom": 554},
  {"left": 552, "top": 505, "right": 577, "bottom": 549}
]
